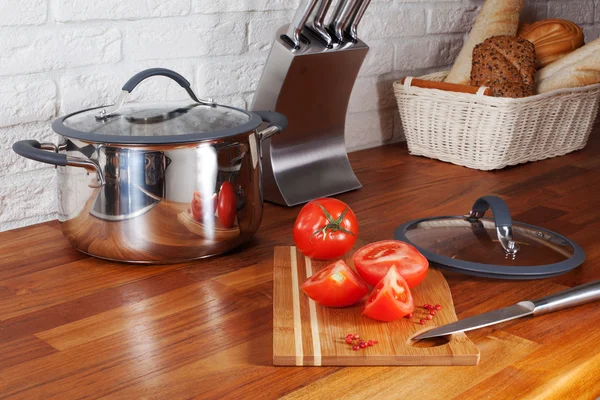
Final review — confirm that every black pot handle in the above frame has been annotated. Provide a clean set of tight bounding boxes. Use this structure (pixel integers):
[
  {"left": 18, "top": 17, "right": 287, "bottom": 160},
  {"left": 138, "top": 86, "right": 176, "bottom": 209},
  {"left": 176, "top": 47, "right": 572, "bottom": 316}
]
[
  {"left": 97, "top": 68, "right": 215, "bottom": 119},
  {"left": 12, "top": 140, "right": 105, "bottom": 186},
  {"left": 254, "top": 111, "right": 288, "bottom": 142},
  {"left": 122, "top": 68, "right": 193, "bottom": 93},
  {"left": 468, "top": 195, "right": 519, "bottom": 255},
  {"left": 13, "top": 140, "right": 67, "bottom": 166}
]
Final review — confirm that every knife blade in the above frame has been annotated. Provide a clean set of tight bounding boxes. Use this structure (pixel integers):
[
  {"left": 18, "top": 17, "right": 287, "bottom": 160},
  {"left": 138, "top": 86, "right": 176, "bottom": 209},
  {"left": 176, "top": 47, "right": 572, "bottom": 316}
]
[
  {"left": 306, "top": 0, "right": 334, "bottom": 47},
  {"left": 413, "top": 280, "right": 600, "bottom": 340},
  {"left": 345, "top": 0, "right": 371, "bottom": 42},
  {"left": 285, "top": 0, "right": 320, "bottom": 49},
  {"left": 328, "top": 0, "right": 360, "bottom": 44}
]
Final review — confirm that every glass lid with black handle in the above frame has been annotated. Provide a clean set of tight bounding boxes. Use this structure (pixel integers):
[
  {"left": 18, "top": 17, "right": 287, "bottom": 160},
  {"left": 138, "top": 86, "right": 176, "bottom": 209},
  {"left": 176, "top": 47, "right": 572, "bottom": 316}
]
[{"left": 394, "top": 196, "right": 585, "bottom": 279}]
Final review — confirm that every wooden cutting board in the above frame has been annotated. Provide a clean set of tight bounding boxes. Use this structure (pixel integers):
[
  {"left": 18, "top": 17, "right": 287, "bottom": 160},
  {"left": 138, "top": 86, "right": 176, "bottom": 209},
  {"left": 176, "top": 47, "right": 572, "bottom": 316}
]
[{"left": 273, "top": 246, "right": 480, "bottom": 366}]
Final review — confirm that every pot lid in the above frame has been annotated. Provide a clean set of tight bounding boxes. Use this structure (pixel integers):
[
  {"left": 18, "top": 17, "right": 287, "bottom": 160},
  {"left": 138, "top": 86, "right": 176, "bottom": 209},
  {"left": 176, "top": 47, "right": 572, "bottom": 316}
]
[
  {"left": 394, "top": 196, "right": 585, "bottom": 280},
  {"left": 52, "top": 68, "right": 263, "bottom": 144}
]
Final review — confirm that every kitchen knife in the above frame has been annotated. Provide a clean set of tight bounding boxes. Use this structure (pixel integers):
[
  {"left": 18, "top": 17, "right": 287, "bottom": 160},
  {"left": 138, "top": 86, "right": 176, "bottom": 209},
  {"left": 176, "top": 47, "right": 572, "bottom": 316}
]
[
  {"left": 345, "top": 0, "right": 371, "bottom": 42},
  {"left": 413, "top": 280, "right": 600, "bottom": 340},
  {"left": 285, "top": 0, "right": 320, "bottom": 49},
  {"left": 328, "top": 0, "right": 360, "bottom": 44},
  {"left": 306, "top": 0, "right": 334, "bottom": 47}
]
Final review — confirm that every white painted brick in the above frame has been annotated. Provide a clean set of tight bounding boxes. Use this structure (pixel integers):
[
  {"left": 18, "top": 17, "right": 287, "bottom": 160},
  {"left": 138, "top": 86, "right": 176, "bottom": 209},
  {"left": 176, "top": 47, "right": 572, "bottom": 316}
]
[
  {"left": 360, "top": 7, "right": 427, "bottom": 39},
  {"left": 192, "top": 0, "right": 299, "bottom": 13},
  {"left": 0, "top": 122, "right": 55, "bottom": 177},
  {"left": 394, "top": 36, "right": 463, "bottom": 71},
  {"left": 124, "top": 17, "right": 245, "bottom": 60},
  {"left": 548, "top": 0, "right": 595, "bottom": 24},
  {"left": 59, "top": 62, "right": 196, "bottom": 114},
  {"left": 428, "top": 4, "right": 479, "bottom": 34},
  {"left": 0, "top": 0, "right": 46, "bottom": 26},
  {"left": 0, "top": 169, "right": 57, "bottom": 225},
  {"left": 196, "top": 55, "right": 267, "bottom": 96},
  {"left": 348, "top": 77, "right": 396, "bottom": 114},
  {"left": 248, "top": 14, "right": 293, "bottom": 52},
  {"left": 0, "top": 75, "right": 56, "bottom": 127},
  {"left": 521, "top": 1, "right": 549, "bottom": 23},
  {"left": 583, "top": 25, "right": 600, "bottom": 41},
  {"left": 52, "top": 0, "right": 190, "bottom": 21},
  {"left": 359, "top": 40, "right": 394, "bottom": 77},
  {"left": 345, "top": 110, "right": 394, "bottom": 152},
  {"left": 0, "top": 27, "right": 121, "bottom": 76}
]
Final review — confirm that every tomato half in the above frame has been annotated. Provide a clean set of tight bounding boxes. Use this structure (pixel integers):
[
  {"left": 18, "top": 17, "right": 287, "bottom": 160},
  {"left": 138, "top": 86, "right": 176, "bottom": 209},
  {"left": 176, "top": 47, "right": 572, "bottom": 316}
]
[
  {"left": 301, "top": 260, "right": 369, "bottom": 307},
  {"left": 191, "top": 192, "right": 217, "bottom": 222},
  {"left": 217, "top": 182, "right": 236, "bottom": 228},
  {"left": 353, "top": 240, "right": 428, "bottom": 288},
  {"left": 362, "top": 265, "right": 414, "bottom": 321},
  {"left": 293, "top": 198, "right": 358, "bottom": 260}
]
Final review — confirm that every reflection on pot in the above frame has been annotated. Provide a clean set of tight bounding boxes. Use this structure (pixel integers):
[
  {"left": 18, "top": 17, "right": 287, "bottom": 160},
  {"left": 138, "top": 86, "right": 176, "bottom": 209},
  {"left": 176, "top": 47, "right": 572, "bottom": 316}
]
[{"left": 57, "top": 135, "right": 263, "bottom": 263}]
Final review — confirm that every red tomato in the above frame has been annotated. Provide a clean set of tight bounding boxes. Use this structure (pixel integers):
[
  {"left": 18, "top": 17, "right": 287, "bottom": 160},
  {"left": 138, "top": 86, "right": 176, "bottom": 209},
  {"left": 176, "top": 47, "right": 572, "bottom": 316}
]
[
  {"left": 293, "top": 198, "right": 358, "bottom": 260},
  {"left": 362, "top": 265, "right": 414, "bottom": 321},
  {"left": 218, "top": 182, "right": 236, "bottom": 228},
  {"left": 191, "top": 192, "right": 217, "bottom": 222},
  {"left": 353, "top": 240, "right": 428, "bottom": 288},
  {"left": 301, "top": 260, "right": 369, "bottom": 307}
]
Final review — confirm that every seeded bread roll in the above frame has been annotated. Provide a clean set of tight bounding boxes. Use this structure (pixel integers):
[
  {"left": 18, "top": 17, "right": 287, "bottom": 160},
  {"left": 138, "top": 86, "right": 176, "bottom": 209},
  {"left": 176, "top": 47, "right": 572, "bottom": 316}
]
[
  {"left": 471, "top": 36, "right": 536, "bottom": 98},
  {"left": 445, "top": 0, "right": 524, "bottom": 84}
]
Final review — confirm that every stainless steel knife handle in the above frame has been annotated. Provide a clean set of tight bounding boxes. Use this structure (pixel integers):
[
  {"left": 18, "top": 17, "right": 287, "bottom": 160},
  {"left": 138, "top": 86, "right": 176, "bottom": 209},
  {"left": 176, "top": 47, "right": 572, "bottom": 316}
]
[
  {"left": 285, "top": 0, "right": 319, "bottom": 49},
  {"left": 346, "top": 0, "right": 371, "bottom": 42},
  {"left": 307, "top": 0, "right": 333, "bottom": 47},
  {"left": 531, "top": 280, "right": 600, "bottom": 316},
  {"left": 328, "top": 0, "right": 360, "bottom": 43}
]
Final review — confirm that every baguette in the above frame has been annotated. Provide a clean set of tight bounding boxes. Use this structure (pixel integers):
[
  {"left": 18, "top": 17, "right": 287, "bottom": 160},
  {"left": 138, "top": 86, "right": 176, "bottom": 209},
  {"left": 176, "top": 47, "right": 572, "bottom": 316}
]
[
  {"left": 536, "top": 37, "right": 600, "bottom": 93},
  {"left": 400, "top": 77, "right": 493, "bottom": 95},
  {"left": 445, "top": 0, "right": 524, "bottom": 85}
]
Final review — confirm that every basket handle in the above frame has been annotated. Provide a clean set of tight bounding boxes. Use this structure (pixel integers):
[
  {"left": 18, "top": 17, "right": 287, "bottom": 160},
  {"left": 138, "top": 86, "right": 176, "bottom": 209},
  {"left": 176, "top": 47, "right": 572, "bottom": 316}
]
[{"left": 401, "top": 77, "right": 492, "bottom": 96}]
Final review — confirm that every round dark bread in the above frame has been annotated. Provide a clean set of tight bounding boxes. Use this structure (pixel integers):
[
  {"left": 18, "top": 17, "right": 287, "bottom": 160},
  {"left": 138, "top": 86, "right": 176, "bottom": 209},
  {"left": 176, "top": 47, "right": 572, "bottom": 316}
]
[{"left": 471, "top": 36, "right": 536, "bottom": 97}]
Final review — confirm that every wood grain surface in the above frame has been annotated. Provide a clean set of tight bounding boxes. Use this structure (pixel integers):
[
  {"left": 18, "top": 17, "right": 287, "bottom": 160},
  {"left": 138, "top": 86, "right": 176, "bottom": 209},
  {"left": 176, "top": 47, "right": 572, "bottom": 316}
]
[
  {"left": 273, "top": 246, "right": 479, "bottom": 366},
  {"left": 1, "top": 124, "right": 600, "bottom": 399}
]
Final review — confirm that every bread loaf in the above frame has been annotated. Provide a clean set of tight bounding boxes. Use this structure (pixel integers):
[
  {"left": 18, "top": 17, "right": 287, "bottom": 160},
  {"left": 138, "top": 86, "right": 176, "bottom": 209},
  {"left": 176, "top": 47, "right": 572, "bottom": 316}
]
[
  {"left": 445, "top": 0, "right": 524, "bottom": 85},
  {"left": 536, "top": 37, "right": 600, "bottom": 93},
  {"left": 518, "top": 19, "right": 584, "bottom": 68},
  {"left": 471, "top": 36, "right": 536, "bottom": 98}
]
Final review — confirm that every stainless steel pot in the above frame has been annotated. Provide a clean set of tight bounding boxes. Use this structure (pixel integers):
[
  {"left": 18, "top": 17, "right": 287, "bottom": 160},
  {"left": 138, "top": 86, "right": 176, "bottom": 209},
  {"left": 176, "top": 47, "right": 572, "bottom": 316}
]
[{"left": 13, "top": 68, "right": 287, "bottom": 263}]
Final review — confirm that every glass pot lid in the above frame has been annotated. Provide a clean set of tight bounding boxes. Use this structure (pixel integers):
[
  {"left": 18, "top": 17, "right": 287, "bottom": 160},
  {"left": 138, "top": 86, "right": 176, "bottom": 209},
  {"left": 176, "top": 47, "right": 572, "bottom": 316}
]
[
  {"left": 52, "top": 68, "right": 263, "bottom": 144},
  {"left": 394, "top": 196, "right": 585, "bottom": 279}
]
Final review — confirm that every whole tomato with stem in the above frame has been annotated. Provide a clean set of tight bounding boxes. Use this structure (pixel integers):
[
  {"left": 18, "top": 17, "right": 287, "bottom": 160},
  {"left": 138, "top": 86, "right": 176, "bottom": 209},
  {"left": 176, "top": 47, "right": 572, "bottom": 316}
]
[{"left": 293, "top": 198, "right": 358, "bottom": 260}]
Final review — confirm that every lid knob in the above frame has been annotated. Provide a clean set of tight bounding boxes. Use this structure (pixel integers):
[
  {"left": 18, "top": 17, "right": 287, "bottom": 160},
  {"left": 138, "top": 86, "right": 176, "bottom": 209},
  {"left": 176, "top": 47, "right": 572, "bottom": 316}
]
[{"left": 468, "top": 196, "right": 520, "bottom": 256}]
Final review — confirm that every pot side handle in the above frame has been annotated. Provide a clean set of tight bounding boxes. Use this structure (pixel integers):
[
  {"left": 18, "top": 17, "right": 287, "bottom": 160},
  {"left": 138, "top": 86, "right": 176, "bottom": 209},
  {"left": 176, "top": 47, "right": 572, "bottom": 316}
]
[
  {"left": 12, "top": 140, "right": 105, "bottom": 186},
  {"left": 254, "top": 111, "right": 288, "bottom": 141}
]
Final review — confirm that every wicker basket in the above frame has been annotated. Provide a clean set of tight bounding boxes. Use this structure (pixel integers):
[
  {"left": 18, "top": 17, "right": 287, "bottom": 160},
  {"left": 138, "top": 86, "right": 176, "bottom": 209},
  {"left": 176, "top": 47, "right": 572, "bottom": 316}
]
[{"left": 393, "top": 71, "right": 600, "bottom": 170}]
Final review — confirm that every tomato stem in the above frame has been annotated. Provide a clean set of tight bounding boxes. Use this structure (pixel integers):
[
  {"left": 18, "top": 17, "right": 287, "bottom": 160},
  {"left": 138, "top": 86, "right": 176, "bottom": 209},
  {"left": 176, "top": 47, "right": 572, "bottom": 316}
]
[{"left": 310, "top": 203, "right": 356, "bottom": 243}]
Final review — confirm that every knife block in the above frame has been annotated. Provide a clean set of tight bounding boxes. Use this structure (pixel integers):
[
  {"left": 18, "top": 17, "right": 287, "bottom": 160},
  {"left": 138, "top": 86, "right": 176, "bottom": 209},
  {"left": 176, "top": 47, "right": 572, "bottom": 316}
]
[{"left": 251, "top": 25, "right": 369, "bottom": 206}]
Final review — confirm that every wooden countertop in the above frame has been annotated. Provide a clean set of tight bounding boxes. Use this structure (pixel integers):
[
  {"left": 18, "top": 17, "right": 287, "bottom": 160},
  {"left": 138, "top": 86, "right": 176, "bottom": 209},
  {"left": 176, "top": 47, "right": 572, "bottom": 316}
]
[{"left": 1, "top": 129, "right": 600, "bottom": 399}]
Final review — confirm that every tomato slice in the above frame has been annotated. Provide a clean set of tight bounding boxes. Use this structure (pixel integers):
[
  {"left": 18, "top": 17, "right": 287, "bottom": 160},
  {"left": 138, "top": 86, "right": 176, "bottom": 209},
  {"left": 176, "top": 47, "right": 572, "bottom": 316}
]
[
  {"left": 362, "top": 265, "right": 414, "bottom": 322},
  {"left": 353, "top": 240, "right": 429, "bottom": 288},
  {"left": 301, "top": 260, "right": 369, "bottom": 307}
]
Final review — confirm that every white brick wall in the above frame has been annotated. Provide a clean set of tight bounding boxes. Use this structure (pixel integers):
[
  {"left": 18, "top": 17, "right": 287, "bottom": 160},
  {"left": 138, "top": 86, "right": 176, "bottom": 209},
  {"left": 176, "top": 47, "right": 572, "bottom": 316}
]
[{"left": 1, "top": 0, "right": 599, "bottom": 230}]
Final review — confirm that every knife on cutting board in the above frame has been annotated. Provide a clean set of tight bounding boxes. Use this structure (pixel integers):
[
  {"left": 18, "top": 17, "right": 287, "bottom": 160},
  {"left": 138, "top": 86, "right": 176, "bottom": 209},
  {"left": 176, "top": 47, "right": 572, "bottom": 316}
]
[
  {"left": 328, "top": 0, "right": 360, "bottom": 44},
  {"left": 413, "top": 280, "right": 600, "bottom": 340},
  {"left": 306, "top": 0, "right": 334, "bottom": 47},
  {"left": 285, "top": 0, "right": 320, "bottom": 49},
  {"left": 345, "top": 0, "right": 371, "bottom": 42}
]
